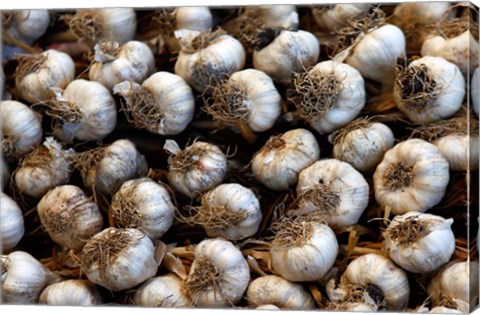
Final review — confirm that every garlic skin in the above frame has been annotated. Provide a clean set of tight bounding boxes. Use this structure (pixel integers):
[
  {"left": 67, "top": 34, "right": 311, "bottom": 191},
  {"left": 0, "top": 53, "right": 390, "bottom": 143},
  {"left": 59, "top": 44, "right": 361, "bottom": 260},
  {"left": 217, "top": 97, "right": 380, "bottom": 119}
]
[
  {"left": 256, "top": 304, "right": 280, "bottom": 310},
  {"left": 110, "top": 178, "right": 176, "bottom": 241},
  {"left": 251, "top": 128, "right": 320, "bottom": 190},
  {"left": 175, "top": 7, "right": 213, "bottom": 31},
  {"left": 313, "top": 4, "right": 370, "bottom": 32},
  {"left": 133, "top": 274, "right": 192, "bottom": 307},
  {"left": 246, "top": 275, "right": 315, "bottom": 310},
  {"left": 0, "top": 193, "right": 25, "bottom": 252},
  {"left": 394, "top": 56, "right": 465, "bottom": 124},
  {"left": 330, "top": 119, "right": 394, "bottom": 172},
  {"left": 244, "top": 5, "right": 299, "bottom": 29},
  {"left": 186, "top": 238, "right": 250, "bottom": 307},
  {"left": 373, "top": 139, "right": 450, "bottom": 215},
  {"left": 3, "top": 10, "right": 50, "bottom": 44},
  {"left": 81, "top": 228, "right": 159, "bottom": 292},
  {"left": 39, "top": 280, "right": 102, "bottom": 306},
  {"left": 383, "top": 212, "right": 455, "bottom": 274},
  {"left": 253, "top": 29, "right": 319, "bottom": 85},
  {"left": 295, "top": 159, "right": 369, "bottom": 227},
  {"left": 472, "top": 67, "right": 479, "bottom": 116},
  {"left": 15, "top": 50, "right": 75, "bottom": 104},
  {"left": 1, "top": 100, "right": 43, "bottom": 161},
  {"left": 433, "top": 133, "right": 479, "bottom": 171},
  {"left": 89, "top": 41, "right": 155, "bottom": 91}
]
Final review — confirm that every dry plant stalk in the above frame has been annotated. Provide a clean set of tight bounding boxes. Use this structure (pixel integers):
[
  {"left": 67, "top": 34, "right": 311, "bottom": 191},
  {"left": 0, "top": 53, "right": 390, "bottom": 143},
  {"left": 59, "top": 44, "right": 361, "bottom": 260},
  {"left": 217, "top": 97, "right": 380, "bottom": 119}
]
[
  {"left": 66, "top": 10, "right": 105, "bottom": 44},
  {"left": 383, "top": 162, "right": 414, "bottom": 191}
]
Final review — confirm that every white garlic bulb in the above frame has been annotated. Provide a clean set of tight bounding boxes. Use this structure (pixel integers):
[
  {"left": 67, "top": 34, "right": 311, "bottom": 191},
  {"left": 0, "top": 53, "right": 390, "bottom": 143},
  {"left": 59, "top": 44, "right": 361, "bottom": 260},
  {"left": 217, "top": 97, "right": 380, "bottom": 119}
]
[
  {"left": 251, "top": 128, "right": 320, "bottom": 190},
  {"left": 89, "top": 40, "right": 155, "bottom": 91},
  {"left": 373, "top": 139, "right": 450, "bottom": 215},
  {"left": 326, "top": 286, "right": 379, "bottom": 312},
  {"left": 246, "top": 275, "right": 315, "bottom": 310},
  {"left": 295, "top": 159, "right": 369, "bottom": 227},
  {"left": 472, "top": 67, "right": 479, "bottom": 116},
  {"left": 312, "top": 4, "right": 370, "bottom": 32},
  {"left": 433, "top": 128, "right": 479, "bottom": 171},
  {"left": 289, "top": 60, "right": 366, "bottom": 135},
  {"left": 244, "top": 5, "right": 299, "bottom": 30},
  {"left": 0, "top": 193, "right": 24, "bottom": 251},
  {"left": 2, "top": 10, "right": 50, "bottom": 44},
  {"left": 256, "top": 304, "right": 280, "bottom": 310},
  {"left": 394, "top": 56, "right": 465, "bottom": 124},
  {"left": 81, "top": 227, "right": 159, "bottom": 292},
  {"left": 1, "top": 100, "right": 43, "bottom": 161},
  {"left": 185, "top": 238, "right": 250, "bottom": 307},
  {"left": 49, "top": 79, "right": 117, "bottom": 143},
  {"left": 15, "top": 50, "right": 75, "bottom": 104},
  {"left": 253, "top": 29, "right": 319, "bottom": 85},
  {"left": 39, "top": 279, "right": 102, "bottom": 306},
  {"left": 174, "top": 29, "right": 246, "bottom": 93},
  {"left": 133, "top": 273, "right": 192, "bottom": 307},
  {"left": 113, "top": 71, "right": 195, "bottom": 135},
  {"left": 330, "top": 119, "right": 394, "bottom": 172},
  {"left": 13, "top": 137, "right": 73, "bottom": 199},
  {"left": 110, "top": 177, "right": 176, "bottom": 241},
  {"left": 383, "top": 211, "right": 455, "bottom": 273},
  {"left": 164, "top": 139, "right": 227, "bottom": 198}
]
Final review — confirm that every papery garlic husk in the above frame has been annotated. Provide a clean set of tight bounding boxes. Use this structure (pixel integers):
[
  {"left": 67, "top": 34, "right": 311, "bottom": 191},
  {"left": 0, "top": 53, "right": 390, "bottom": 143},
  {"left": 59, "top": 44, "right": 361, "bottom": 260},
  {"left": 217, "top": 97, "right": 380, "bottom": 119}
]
[
  {"left": 383, "top": 211, "right": 455, "bottom": 274},
  {"left": 2, "top": 10, "right": 50, "bottom": 44},
  {"left": 133, "top": 273, "right": 192, "bottom": 307},
  {"left": 185, "top": 238, "right": 250, "bottom": 307},
  {"left": 251, "top": 128, "right": 320, "bottom": 190},
  {"left": 472, "top": 67, "right": 479, "bottom": 116},
  {"left": 164, "top": 139, "right": 227, "bottom": 198},
  {"left": 256, "top": 304, "right": 280, "bottom": 310},
  {"left": 1, "top": 100, "right": 43, "bottom": 161},
  {"left": 330, "top": 119, "right": 394, "bottom": 173},
  {"left": 246, "top": 275, "right": 315, "bottom": 310},
  {"left": 13, "top": 137, "right": 73, "bottom": 199},
  {"left": 14, "top": 50, "right": 75, "bottom": 104},
  {"left": 295, "top": 159, "right": 369, "bottom": 227},
  {"left": 1, "top": 251, "right": 58, "bottom": 304},
  {"left": 326, "top": 285, "right": 379, "bottom": 312},
  {"left": 38, "top": 279, "right": 102, "bottom": 306},
  {"left": 312, "top": 4, "right": 370, "bottom": 33},
  {"left": 37, "top": 185, "right": 103, "bottom": 251},
  {"left": 394, "top": 56, "right": 465, "bottom": 124},
  {"left": 48, "top": 79, "right": 117, "bottom": 143},
  {"left": 110, "top": 177, "right": 176, "bottom": 241},
  {"left": 89, "top": 40, "right": 155, "bottom": 91},
  {"left": 373, "top": 139, "right": 450, "bottom": 215},
  {"left": 0, "top": 193, "right": 25, "bottom": 252},
  {"left": 81, "top": 227, "right": 159, "bottom": 292},
  {"left": 289, "top": 60, "right": 366, "bottom": 135},
  {"left": 253, "top": 29, "right": 319, "bottom": 85},
  {"left": 174, "top": 29, "right": 246, "bottom": 93},
  {"left": 113, "top": 72, "right": 195, "bottom": 136}
]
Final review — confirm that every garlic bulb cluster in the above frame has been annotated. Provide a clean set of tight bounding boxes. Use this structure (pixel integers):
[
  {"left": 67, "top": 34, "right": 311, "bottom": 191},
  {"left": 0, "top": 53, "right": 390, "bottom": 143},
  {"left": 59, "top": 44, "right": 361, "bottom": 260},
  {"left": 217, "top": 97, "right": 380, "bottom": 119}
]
[
  {"left": 289, "top": 60, "right": 366, "bottom": 135},
  {"left": 185, "top": 238, "right": 250, "bottom": 307},
  {"left": 394, "top": 56, "right": 465, "bottom": 124},
  {"left": 164, "top": 139, "right": 227, "bottom": 198},
  {"left": 113, "top": 72, "right": 195, "bottom": 135},
  {"left": 89, "top": 40, "right": 155, "bottom": 90},
  {"left": 330, "top": 119, "right": 394, "bottom": 172},
  {"left": 246, "top": 275, "right": 315, "bottom": 310},
  {"left": 133, "top": 274, "right": 192, "bottom": 307},
  {"left": 2, "top": 10, "right": 50, "bottom": 44},
  {"left": 312, "top": 4, "right": 370, "bottom": 33},
  {"left": 472, "top": 67, "right": 479, "bottom": 116},
  {"left": 295, "top": 159, "right": 369, "bottom": 227},
  {"left": 251, "top": 128, "right": 320, "bottom": 190},
  {"left": 374, "top": 139, "right": 450, "bottom": 215},
  {"left": 1, "top": 193, "right": 25, "bottom": 252},
  {"left": 39, "top": 279, "right": 102, "bottom": 306}
]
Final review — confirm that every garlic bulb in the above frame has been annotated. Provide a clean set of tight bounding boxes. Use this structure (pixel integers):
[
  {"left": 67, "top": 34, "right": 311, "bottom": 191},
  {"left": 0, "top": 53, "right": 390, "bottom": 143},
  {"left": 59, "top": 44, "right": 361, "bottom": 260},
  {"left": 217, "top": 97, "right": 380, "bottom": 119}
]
[
  {"left": 13, "top": 137, "right": 73, "bottom": 199},
  {"left": 295, "top": 159, "right": 369, "bottom": 227},
  {"left": 1, "top": 251, "right": 57, "bottom": 304},
  {"left": 174, "top": 29, "right": 246, "bottom": 93},
  {"left": 133, "top": 274, "right": 192, "bottom": 307},
  {"left": 394, "top": 56, "right": 465, "bottom": 124},
  {"left": 2, "top": 10, "right": 50, "bottom": 44},
  {"left": 383, "top": 212, "right": 455, "bottom": 273},
  {"left": 472, "top": 67, "right": 479, "bottom": 116},
  {"left": 373, "top": 139, "right": 450, "bottom": 215},
  {"left": 14, "top": 50, "right": 75, "bottom": 104},
  {"left": 330, "top": 119, "right": 394, "bottom": 172},
  {"left": 110, "top": 178, "right": 176, "bottom": 241},
  {"left": 89, "top": 40, "right": 155, "bottom": 91},
  {"left": 312, "top": 4, "right": 370, "bottom": 33},
  {"left": 1, "top": 193, "right": 24, "bottom": 252},
  {"left": 256, "top": 304, "right": 280, "bottom": 310},
  {"left": 246, "top": 275, "right": 315, "bottom": 310},
  {"left": 251, "top": 128, "right": 320, "bottom": 190},
  {"left": 1, "top": 100, "right": 43, "bottom": 161},
  {"left": 185, "top": 238, "right": 250, "bottom": 307},
  {"left": 48, "top": 79, "right": 117, "bottom": 143},
  {"left": 39, "top": 279, "right": 102, "bottom": 306},
  {"left": 164, "top": 139, "right": 227, "bottom": 198},
  {"left": 113, "top": 71, "right": 195, "bottom": 135},
  {"left": 81, "top": 227, "right": 159, "bottom": 292},
  {"left": 326, "top": 285, "right": 379, "bottom": 312},
  {"left": 253, "top": 29, "right": 319, "bottom": 85},
  {"left": 244, "top": 5, "right": 299, "bottom": 30},
  {"left": 289, "top": 60, "right": 366, "bottom": 135}
]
